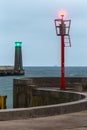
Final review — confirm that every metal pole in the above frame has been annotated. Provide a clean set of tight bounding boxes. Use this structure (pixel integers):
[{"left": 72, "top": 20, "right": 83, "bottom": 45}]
[
  {"left": 61, "top": 34, "right": 65, "bottom": 90},
  {"left": 61, "top": 18, "right": 65, "bottom": 90},
  {"left": 54, "top": 14, "right": 71, "bottom": 90}
]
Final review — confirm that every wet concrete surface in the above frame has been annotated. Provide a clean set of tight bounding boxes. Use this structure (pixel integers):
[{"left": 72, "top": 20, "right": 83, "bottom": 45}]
[{"left": 0, "top": 110, "right": 87, "bottom": 130}]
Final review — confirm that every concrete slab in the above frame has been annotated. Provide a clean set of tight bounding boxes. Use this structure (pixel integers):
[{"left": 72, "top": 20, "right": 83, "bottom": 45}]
[{"left": 0, "top": 110, "right": 87, "bottom": 130}]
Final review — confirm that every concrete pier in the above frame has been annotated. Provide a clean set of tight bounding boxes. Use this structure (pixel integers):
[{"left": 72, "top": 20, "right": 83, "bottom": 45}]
[
  {"left": 0, "top": 110, "right": 87, "bottom": 130},
  {"left": 0, "top": 66, "right": 24, "bottom": 75},
  {"left": 13, "top": 77, "right": 87, "bottom": 108}
]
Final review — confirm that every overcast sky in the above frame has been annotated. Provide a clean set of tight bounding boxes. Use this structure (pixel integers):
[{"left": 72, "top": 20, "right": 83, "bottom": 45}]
[{"left": 0, "top": 0, "right": 87, "bottom": 66}]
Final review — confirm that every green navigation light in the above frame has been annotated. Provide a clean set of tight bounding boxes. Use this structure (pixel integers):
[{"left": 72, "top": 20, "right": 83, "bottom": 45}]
[{"left": 15, "top": 42, "right": 22, "bottom": 47}]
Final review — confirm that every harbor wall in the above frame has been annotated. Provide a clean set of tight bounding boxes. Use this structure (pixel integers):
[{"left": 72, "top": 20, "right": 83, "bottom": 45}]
[
  {"left": 13, "top": 77, "right": 87, "bottom": 108},
  {"left": 0, "top": 92, "right": 87, "bottom": 121},
  {"left": 0, "top": 77, "right": 87, "bottom": 121},
  {"left": 13, "top": 77, "right": 87, "bottom": 89}
]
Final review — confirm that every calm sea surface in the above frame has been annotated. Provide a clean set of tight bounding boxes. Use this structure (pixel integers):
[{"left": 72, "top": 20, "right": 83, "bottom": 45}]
[{"left": 0, "top": 66, "right": 87, "bottom": 108}]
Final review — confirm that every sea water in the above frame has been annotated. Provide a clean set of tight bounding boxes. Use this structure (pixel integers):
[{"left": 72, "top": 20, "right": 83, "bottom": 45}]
[{"left": 0, "top": 66, "right": 87, "bottom": 108}]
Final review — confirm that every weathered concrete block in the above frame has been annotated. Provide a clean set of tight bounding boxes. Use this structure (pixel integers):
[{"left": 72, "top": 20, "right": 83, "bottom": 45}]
[{"left": 74, "top": 83, "right": 83, "bottom": 92}]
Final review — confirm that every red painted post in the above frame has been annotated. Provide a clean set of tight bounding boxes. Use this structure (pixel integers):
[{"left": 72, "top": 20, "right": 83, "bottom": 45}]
[
  {"left": 54, "top": 12, "right": 71, "bottom": 90},
  {"left": 61, "top": 18, "right": 65, "bottom": 90},
  {"left": 61, "top": 34, "right": 65, "bottom": 90}
]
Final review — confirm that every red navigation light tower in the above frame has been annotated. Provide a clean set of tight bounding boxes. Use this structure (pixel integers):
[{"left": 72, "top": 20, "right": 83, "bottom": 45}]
[{"left": 54, "top": 11, "right": 71, "bottom": 90}]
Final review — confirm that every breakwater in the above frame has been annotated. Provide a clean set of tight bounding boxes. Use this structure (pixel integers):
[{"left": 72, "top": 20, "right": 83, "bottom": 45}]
[
  {"left": 13, "top": 77, "right": 87, "bottom": 89},
  {"left": 0, "top": 90, "right": 87, "bottom": 121},
  {"left": 0, "top": 77, "right": 87, "bottom": 121},
  {"left": 0, "top": 66, "right": 24, "bottom": 76},
  {"left": 13, "top": 77, "right": 87, "bottom": 108}
]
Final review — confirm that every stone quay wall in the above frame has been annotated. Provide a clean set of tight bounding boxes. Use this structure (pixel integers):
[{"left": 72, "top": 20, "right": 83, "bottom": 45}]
[
  {"left": 13, "top": 77, "right": 87, "bottom": 89},
  {"left": 0, "top": 77, "right": 87, "bottom": 121},
  {"left": 0, "top": 92, "right": 87, "bottom": 121},
  {"left": 13, "top": 77, "right": 87, "bottom": 108}
]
